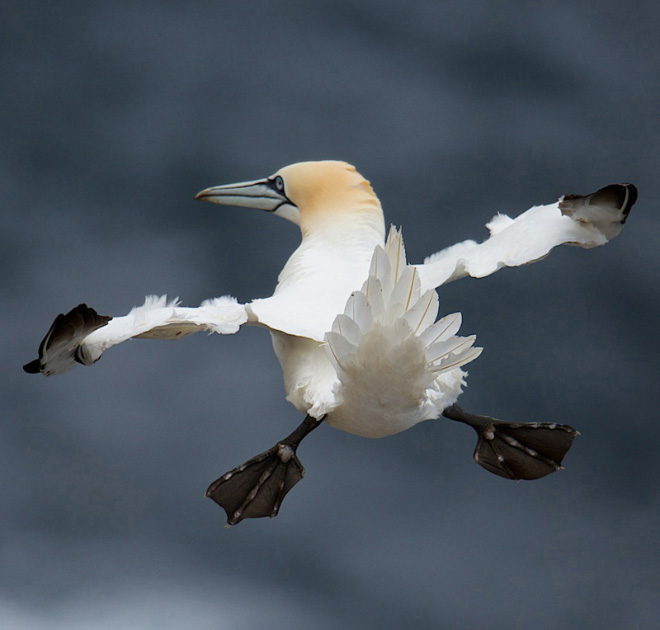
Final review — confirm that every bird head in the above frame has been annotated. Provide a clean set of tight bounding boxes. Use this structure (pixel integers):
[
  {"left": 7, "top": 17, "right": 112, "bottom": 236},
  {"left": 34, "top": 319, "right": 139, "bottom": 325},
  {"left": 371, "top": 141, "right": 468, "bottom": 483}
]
[{"left": 195, "top": 160, "right": 384, "bottom": 239}]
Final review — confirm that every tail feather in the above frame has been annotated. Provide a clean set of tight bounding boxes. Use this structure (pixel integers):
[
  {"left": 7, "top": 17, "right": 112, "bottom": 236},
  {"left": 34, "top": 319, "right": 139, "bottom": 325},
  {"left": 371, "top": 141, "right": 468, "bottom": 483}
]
[
  {"left": 386, "top": 266, "right": 421, "bottom": 323},
  {"left": 429, "top": 346, "right": 483, "bottom": 375},
  {"left": 384, "top": 225, "right": 407, "bottom": 282},
  {"left": 403, "top": 290, "right": 439, "bottom": 335},
  {"left": 330, "top": 313, "right": 362, "bottom": 347},
  {"left": 367, "top": 243, "right": 394, "bottom": 297},
  {"left": 325, "top": 227, "right": 482, "bottom": 435},
  {"left": 426, "top": 334, "right": 477, "bottom": 365},
  {"left": 342, "top": 290, "right": 373, "bottom": 335},
  {"left": 419, "top": 312, "right": 463, "bottom": 347}
]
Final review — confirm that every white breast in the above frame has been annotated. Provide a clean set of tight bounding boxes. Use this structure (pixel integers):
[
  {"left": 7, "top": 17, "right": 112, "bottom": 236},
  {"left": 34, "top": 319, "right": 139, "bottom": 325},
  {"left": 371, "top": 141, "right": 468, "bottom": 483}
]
[{"left": 249, "top": 230, "right": 382, "bottom": 340}]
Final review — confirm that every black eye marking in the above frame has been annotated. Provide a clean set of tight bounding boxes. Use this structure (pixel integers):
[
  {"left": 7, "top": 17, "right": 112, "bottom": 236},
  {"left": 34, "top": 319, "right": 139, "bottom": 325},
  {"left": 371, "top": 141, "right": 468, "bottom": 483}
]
[{"left": 266, "top": 175, "right": 296, "bottom": 211}]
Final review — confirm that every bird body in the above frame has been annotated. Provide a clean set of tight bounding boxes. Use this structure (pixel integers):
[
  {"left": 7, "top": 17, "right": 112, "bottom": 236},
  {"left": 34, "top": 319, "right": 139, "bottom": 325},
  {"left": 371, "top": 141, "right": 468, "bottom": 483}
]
[
  {"left": 24, "top": 160, "right": 636, "bottom": 525},
  {"left": 267, "top": 226, "right": 480, "bottom": 437}
]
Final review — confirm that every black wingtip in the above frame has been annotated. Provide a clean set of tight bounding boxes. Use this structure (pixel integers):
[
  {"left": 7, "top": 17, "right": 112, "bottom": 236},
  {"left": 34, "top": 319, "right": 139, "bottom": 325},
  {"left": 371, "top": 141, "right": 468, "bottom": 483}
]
[
  {"left": 24, "top": 303, "right": 112, "bottom": 376},
  {"left": 587, "top": 183, "right": 637, "bottom": 223},
  {"left": 618, "top": 183, "right": 638, "bottom": 222},
  {"left": 23, "top": 359, "right": 41, "bottom": 374},
  {"left": 559, "top": 182, "right": 638, "bottom": 221}
]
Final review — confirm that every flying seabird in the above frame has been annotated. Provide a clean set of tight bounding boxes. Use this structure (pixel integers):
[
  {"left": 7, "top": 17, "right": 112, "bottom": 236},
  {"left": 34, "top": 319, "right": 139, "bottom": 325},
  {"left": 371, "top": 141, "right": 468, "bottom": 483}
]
[{"left": 24, "top": 161, "right": 637, "bottom": 527}]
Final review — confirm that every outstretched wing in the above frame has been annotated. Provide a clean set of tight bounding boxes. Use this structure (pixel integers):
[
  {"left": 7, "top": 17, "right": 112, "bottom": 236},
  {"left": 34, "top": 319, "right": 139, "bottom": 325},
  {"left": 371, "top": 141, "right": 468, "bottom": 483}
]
[
  {"left": 417, "top": 183, "right": 637, "bottom": 290},
  {"left": 24, "top": 294, "right": 248, "bottom": 376}
]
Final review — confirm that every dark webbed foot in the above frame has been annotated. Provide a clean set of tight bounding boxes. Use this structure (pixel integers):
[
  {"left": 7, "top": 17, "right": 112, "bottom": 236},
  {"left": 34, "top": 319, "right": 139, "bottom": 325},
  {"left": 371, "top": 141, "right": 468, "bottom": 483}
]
[
  {"left": 205, "top": 444, "right": 304, "bottom": 527},
  {"left": 205, "top": 415, "right": 324, "bottom": 527},
  {"left": 442, "top": 404, "right": 578, "bottom": 480}
]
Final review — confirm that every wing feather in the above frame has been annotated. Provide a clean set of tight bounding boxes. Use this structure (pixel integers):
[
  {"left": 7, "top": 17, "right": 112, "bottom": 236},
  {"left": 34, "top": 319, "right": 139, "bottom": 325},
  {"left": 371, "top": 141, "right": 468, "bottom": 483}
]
[
  {"left": 417, "top": 183, "right": 637, "bottom": 291},
  {"left": 24, "top": 295, "right": 248, "bottom": 376}
]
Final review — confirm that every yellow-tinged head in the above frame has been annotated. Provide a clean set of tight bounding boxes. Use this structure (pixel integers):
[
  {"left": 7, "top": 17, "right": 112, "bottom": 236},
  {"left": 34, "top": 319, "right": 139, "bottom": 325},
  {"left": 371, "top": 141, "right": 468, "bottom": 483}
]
[{"left": 195, "top": 160, "right": 384, "bottom": 239}]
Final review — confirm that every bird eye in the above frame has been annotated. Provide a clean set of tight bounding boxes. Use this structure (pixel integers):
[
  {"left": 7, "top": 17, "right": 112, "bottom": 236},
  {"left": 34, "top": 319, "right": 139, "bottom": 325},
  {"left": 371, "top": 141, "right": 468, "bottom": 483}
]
[{"left": 274, "top": 176, "right": 284, "bottom": 192}]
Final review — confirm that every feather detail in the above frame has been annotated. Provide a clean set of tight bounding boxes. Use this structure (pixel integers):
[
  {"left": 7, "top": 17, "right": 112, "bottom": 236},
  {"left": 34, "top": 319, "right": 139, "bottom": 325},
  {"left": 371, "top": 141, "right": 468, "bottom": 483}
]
[
  {"left": 324, "top": 331, "right": 357, "bottom": 369},
  {"left": 429, "top": 346, "right": 483, "bottom": 374},
  {"left": 403, "top": 289, "right": 439, "bottom": 335},
  {"left": 85, "top": 294, "right": 248, "bottom": 352},
  {"left": 343, "top": 291, "right": 373, "bottom": 335},
  {"left": 324, "top": 227, "right": 482, "bottom": 438},
  {"left": 426, "top": 334, "right": 477, "bottom": 366},
  {"left": 419, "top": 312, "right": 462, "bottom": 347},
  {"left": 418, "top": 183, "right": 637, "bottom": 291},
  {"left": 331, "top": 313, "right": 363, "bottom": 347}
]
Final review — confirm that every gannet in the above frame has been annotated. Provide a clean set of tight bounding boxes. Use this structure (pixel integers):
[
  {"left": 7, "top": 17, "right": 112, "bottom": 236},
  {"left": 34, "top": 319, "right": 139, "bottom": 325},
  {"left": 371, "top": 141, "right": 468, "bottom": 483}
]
[{"left": 24, "top": 161, "right": 636, "bottom": 527}]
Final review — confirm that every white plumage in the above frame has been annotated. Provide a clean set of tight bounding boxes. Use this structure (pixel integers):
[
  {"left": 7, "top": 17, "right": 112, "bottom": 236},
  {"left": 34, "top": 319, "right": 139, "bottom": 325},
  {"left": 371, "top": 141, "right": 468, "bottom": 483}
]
[
  {"left": 324, "top": 227, "right": 480, "bottom": 437},
  {"left": 25, "top": 160, "right": 635, "bottom": 525},
  {"left": 27, "top": 161, "right": 634, "bottom": 433}
]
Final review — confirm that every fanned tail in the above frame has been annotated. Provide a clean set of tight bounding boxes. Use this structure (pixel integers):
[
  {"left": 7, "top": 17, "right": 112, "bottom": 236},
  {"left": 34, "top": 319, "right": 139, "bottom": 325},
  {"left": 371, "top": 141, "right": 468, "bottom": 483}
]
[{"left": 324, "top": 227, "right": 482, "bottom": 437}]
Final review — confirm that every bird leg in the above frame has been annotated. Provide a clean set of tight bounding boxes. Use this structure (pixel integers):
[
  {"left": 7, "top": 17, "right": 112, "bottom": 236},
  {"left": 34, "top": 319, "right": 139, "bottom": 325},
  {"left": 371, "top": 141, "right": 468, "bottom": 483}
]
[
  {"left": 442, "top": 404, "right": 578, "bottom": 480},
  {"left": 205, "top": 414, "right": 325, "bottom": 527}
]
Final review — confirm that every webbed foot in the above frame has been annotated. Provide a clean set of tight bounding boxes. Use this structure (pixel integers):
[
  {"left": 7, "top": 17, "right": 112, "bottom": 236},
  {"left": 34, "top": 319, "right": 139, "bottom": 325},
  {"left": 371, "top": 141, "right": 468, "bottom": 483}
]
[
  {"left": 442, "top": 404, "right": 578, "bottom": 480},
  {"left": 205, "top": 414, "right": 324, "bottom": 527}
]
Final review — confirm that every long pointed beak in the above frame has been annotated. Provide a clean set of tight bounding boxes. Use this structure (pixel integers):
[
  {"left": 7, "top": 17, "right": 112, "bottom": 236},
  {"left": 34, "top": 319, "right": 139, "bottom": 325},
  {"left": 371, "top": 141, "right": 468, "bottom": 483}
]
[{"left": 194, "top": 178, "right": 289, "bottom": 212}]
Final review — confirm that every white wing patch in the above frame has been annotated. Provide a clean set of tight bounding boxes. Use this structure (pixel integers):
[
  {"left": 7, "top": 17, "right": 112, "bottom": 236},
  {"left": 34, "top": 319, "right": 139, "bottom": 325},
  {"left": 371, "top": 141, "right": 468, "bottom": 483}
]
[{"left": 82, "top": 295, "right": 248, "bottom": 362}]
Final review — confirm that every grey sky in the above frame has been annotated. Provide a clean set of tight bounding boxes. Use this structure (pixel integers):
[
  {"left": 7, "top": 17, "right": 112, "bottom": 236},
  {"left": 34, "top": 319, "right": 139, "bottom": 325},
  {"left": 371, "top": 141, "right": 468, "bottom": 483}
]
[{"left": 3, "top": 2, "right": 659, "bottom": 628}]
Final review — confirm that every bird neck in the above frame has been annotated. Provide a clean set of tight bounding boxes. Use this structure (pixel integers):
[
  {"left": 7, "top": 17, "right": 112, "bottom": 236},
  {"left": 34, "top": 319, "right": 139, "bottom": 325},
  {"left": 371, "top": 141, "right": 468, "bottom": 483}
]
[
  {"left": 299, "top": 201, "right": 385, "bottom": 246},
  {"left": 276, "top": 208, "right": 385, "bottom": 298},
  {"left": 305, "top": 217, "right": 385, "bottom": 249},
  {"left": 297, "top": 170, "right": 385, "bottom": 242}
]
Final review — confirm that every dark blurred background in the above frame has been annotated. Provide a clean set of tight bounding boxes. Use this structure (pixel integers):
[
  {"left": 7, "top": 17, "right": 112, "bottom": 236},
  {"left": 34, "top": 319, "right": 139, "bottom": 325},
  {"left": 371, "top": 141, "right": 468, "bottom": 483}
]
[{"left": 3, "top": 1, "right": 659, "bottom": 628}]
